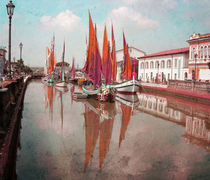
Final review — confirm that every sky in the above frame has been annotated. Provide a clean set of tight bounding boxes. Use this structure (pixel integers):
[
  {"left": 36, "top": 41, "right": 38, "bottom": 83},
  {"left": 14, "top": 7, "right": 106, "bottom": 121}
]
[{"left": 0, "top": 0, "right": 209, "bottom": 68}]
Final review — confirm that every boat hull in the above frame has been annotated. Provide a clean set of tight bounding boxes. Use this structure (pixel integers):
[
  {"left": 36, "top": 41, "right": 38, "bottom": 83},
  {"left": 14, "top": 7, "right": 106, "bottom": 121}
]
[
  {"left": 55, "top": 81, "right": 67, "bottom": 87},
  {"left": 111, "top": 80, "right": 140, "bottom": 94}
]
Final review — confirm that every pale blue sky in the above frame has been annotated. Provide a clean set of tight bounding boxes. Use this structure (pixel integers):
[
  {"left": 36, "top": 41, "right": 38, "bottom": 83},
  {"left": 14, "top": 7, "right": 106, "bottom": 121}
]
[{"left": 0, "top": 0, "right": 209, "bottom": 67}]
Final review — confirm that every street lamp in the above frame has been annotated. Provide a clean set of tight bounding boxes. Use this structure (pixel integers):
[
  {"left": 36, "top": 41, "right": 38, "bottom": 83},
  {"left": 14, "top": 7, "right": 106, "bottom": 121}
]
[
  {"left": 6, "top": 0, "right": 15, "bottom": 79},
  {"left": 19, "top": 42, "right": 23, "bottom": 60}
]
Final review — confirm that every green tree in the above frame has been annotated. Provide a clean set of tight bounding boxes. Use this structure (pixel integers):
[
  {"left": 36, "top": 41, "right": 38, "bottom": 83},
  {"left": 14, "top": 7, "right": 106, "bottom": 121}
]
[{"left": 56, "top": 62, "right": 69, "bottom": 67}]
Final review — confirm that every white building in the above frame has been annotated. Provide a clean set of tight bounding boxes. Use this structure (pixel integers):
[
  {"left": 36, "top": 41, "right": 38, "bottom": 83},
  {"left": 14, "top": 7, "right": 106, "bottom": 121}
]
[
  {"left": 116, "top": 46, "right": 146, "bottom": 82},
  {"left": 138, "top": 47, "right": 189, "bottom": 82}
]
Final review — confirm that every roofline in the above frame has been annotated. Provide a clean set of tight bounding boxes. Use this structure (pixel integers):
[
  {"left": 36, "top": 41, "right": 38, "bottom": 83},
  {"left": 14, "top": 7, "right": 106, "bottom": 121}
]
[
  {"left": 116, "top": 46, "right": 146, "bottom": 55},
  {"left": 139, "top": 47, "right": 189, "bottom": 59}
]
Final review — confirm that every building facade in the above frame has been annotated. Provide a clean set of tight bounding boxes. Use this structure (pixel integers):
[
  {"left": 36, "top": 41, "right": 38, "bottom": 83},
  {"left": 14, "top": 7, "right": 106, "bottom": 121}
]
[
  {"left": 116, "top": 47, "right": 146, "bottom": 82},
  {"left": 0, "top": 47, "right": 7, "bottom": 76},
  {"left": 187, "top": 33, "right": 210, "bottom": 81},
  {"left": 138, "top": 48, "right": 189, "bottom": 82}
]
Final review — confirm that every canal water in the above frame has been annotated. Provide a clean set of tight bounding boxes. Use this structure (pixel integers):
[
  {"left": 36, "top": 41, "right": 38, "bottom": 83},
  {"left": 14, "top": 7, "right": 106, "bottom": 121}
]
[{"left": 16, "top": 80, "right": 210, "bottom": 180}]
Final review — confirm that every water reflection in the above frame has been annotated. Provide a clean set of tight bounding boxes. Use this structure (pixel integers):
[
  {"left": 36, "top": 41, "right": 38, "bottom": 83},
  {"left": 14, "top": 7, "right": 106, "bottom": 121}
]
[
  {"left": 42, "top": 84, "right": 69, "bottom": 131},
  {"left": 137, "top": 93, "right": 210, "bottom": 151},
  {"left": 16, "top": 82, "right": 210, "bottom": 179},
  {"left": 83, "top": 100, "right": 116, "bottom": 171}
]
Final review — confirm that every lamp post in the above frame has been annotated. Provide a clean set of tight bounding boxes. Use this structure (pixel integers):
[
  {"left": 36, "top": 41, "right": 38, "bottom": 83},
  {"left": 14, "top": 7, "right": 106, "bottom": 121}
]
[
  {"left": 19, "top": 42, "right": 23, "bottom": 60},
  {"left": 6, "top": 0, "right": 15, "bottom": 79}
]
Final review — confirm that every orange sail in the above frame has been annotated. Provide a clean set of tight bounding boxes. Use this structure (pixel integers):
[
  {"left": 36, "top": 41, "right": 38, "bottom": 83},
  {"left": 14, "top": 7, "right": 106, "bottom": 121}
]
[
  {"left": 121, "top": 33, "right": 132, "bottom": 80},
  {"left": 102, "top": 25, "right": 112, "bottom": 85},
  {"left": 102, "top": 25, "right": 109, "bottom": 69},
  {"left": 111, "top": 24, "right": 117, "bottom": 82}
]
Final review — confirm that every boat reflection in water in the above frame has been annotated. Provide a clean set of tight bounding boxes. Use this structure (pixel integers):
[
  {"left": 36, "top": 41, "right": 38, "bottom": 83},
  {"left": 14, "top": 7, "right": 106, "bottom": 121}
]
[
  {"left": 43, "top": 84, "right": 68, "bottom": 131},
  {"left": 83, "top": 99, "right": 116, "bottom": 171},
  {"left": 82, "top": 96, "right": 138, "bottom": 171},
  {"left": 137, "top": 92, "right": 210, "bottom": 151}
]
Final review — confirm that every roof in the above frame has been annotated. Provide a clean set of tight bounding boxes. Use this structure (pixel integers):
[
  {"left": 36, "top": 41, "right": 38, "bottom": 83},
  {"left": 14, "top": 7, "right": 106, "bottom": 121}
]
[
  {"left": 140, "top": 47, "right": 189, "bottom": 58},
  {"left": 116, "top": 46, "right": 146, "bottom": 55}
]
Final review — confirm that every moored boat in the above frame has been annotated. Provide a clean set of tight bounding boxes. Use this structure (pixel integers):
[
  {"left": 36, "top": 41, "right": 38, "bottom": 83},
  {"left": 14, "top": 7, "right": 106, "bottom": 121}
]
[{"left": 109, "top": 79, "right": 140, "bottom": 94}]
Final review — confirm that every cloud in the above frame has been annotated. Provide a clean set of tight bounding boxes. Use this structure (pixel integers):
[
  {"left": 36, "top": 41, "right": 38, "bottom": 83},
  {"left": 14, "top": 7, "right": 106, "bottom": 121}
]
[
  {"left": 122, "top": 0, "right": 177, "bottom": 14},
  {"left": 40, "top": 10, "right": 82, "bottom": 32},
  {"left": 107, "top": 7, "right": 160, "bottom": 31}
]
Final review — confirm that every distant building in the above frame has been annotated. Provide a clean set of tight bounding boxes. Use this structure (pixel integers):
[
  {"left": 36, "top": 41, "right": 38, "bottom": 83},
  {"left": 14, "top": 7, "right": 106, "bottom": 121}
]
[
  {"left": 187, "top": 33, "right": 210, "bottom": 81},
  {"left": 116, "top": 46, "right": 146, "bottom": 82},
  {"left": 0, "top": 47, "right": 7, "bottom": 75},
  {"left": 138, "top": 47, "right": 189, "bottom": 82}
]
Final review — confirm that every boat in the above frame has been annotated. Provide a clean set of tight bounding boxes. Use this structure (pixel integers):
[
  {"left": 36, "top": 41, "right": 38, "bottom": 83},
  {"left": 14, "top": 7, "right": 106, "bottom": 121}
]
[
  {"left": 110, "top": 33, "right": 140, "bottom": 94},
  {"left": 109, "top": 78, "right": 140, "bottom": 94},
  {"left": 0, "top": 87, "right": 8, "bottom": 92},
  {"left": 55, "top": 41, "right": 67, "bottom": 88}
]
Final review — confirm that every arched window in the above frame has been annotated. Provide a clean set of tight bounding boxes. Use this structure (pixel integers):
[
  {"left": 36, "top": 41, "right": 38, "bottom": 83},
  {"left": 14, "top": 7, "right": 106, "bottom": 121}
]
[
  {"left": 200, "top": 46, "right": 203, "bottom": 58},
  {"left": 204, "top": 46, "right": 207, "bottom": 58},
  {"left": 155, "top": 61, "right": 159, "bottom": 68},
  {"left": 150, "top": 61, "right": 154, "bottom": 69},
  {"left": 161, "top": 60, "right": 165, "bottom": 68},
  {"left": 167, "top": 60, "right": 171, "bottom": 68},
  {"left": 208, "top": 46, "right": 210, "bottom": 58},
  {"left": 174, "top": 59, "right": 177, "bottom": 68},
  {"left": 141, "top": 62, "right": 144, "bottom": 69},
  {"left": 145, "top": 62, "right": 149, "bottom": 69}
]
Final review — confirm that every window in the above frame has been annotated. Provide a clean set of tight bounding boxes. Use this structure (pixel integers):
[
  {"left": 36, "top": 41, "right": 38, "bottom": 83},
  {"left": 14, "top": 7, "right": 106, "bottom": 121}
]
[
  {"left": 174, "top": 73, "right": 177, "bottom": 80},
  {"left": 167, "top": 60, "right": 171, "bottom": 68},
  {"left": 208, "top": 46, "right": 210, "bottom": 58},
  {"left": 155, "top": 61, "right": 159, "bottom": 68},
  {"left": 204, "top": 46, "right": 207, "bottom": 58},
  {"left": 145, "top": 62, "right": 149, "bottom": 69},
  {"left": 161, "top": 60, "right": 165, "bottom": 68},
  {"left": 141, "top": 62, "right": 144, "bottom": 69},
  {"left": 174, "top": 59, "right": 177, "bottom": 68},
  {"left": 200, "top": 46, "right": 203, "bottom": 58},
  {"left": 150, "top": 61, "right": 154, "bottom": 69}
]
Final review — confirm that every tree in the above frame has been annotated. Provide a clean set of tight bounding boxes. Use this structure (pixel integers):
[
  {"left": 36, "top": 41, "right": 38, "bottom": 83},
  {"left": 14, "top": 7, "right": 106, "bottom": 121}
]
[{"left": 56, "top": 61, "right": 69, "bottom": 67}]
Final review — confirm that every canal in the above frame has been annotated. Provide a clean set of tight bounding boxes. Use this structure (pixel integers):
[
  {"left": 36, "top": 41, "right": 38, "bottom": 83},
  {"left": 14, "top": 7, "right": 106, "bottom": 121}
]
[{"left": 16, "top": 80, "right": 210, "bottom": 180}]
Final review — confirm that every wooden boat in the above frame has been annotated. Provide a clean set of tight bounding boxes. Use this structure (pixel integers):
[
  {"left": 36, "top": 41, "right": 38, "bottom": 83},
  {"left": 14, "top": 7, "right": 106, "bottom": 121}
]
[
  {"left": 109, "top": 79, "right": 140, "bottom": 94},
  {"left": 55, "top": 81, "right": 67, "bottom": 87},
  {"left": 0, "top": 87, "right": 8, "bottom": 92}
]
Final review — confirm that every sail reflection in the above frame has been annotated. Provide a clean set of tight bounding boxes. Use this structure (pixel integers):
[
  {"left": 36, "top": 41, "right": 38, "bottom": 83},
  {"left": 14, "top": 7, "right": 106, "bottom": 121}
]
[
  {"left": 43, "top": 84, "right": 68, "bottom": 131},
  {"left": 83, "top": 100, "right": 116, "bottom": 171},
  {"left": 44, "top": 85, "right": 56, "bottom": 121},
  {"left": 119, "top": 104, "right": 132, "bottom": 148}
]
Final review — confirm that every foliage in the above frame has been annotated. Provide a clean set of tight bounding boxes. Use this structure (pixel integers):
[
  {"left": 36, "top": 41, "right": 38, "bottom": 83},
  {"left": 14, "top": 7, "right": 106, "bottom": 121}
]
[
  {"left": 16, "top": 59, "right": 32, "bottom": 74},
  {"left": 56, "top": 62, "right": 69, "bottom": 67}
]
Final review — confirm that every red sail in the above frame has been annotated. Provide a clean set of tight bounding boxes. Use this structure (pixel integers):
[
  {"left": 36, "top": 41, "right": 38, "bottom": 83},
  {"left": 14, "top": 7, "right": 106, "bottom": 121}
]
[{"left": 111, "top": 24, "right": 117, "bottom": 82}]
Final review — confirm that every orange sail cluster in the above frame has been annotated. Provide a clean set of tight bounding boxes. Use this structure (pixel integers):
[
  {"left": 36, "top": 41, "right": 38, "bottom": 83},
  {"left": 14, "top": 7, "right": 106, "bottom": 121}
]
[{"left": 83, "top": 11, "right": 118, "bottom": 86}]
